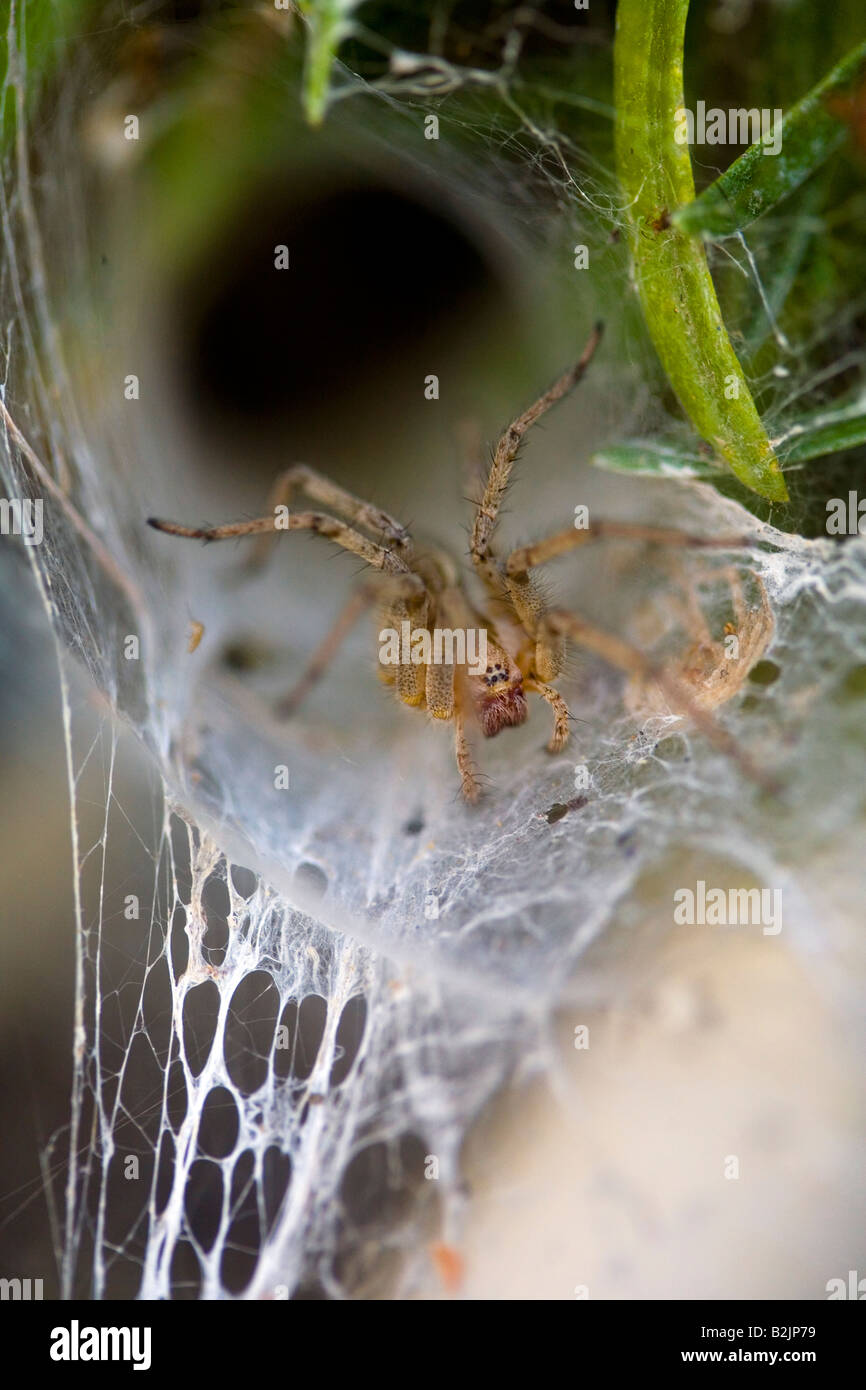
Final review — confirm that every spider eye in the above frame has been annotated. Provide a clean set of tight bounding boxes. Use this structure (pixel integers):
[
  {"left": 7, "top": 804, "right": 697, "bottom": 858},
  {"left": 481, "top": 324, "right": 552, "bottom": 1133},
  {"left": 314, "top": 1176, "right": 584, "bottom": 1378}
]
[{"left": 483, "top": 660, "right": 510, "bottom": 687}]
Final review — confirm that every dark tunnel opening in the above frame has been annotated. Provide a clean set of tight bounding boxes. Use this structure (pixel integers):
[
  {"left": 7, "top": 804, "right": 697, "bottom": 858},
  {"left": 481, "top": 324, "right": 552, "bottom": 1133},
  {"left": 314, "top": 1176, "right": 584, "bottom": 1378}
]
[{"left": 178, "top": 180, "right": 509, "bottom": 441}]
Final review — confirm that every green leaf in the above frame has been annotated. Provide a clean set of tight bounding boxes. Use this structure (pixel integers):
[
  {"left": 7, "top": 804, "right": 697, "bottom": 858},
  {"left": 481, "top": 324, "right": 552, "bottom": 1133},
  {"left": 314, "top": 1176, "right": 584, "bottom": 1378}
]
[
  {"left": 591, "top": 441, "right": 724, "bottom": 480},
  {"left": 594, "top": 395, "right": 866, "bottom": 486},
  {"left": 772, "top": 395, "right": 866, "bottom": 463},
  {"left": 613, "top": 0, "right": 788, "bottom": 502},
  {"left": 673, "top": 39, "right": 866, "bottom": 239}
]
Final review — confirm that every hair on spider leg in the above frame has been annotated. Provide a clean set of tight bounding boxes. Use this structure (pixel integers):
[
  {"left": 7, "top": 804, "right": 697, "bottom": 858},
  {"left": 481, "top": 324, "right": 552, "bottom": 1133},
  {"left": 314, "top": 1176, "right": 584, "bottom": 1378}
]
[
  {"left": 544, "top": 639, "right": 595, "bottom": 690},
  {"left": 447, "top": 765, "right": 493, "bottom": 809}
]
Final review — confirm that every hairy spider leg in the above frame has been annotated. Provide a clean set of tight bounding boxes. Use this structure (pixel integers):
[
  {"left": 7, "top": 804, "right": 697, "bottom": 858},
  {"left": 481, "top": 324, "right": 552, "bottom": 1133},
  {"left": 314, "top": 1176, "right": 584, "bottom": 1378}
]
[
  {"left": 244, "top": 463, "right": 411, "bottom": 572},
  {"left": 540, "top": 608, "right": 777, "bottom": 792},
  {"left": 147, "top": 510, "right": 424, "bottom": 593},
  {"left": 505, "top": 521, "right": 751, "bottom": 684},
  {"left": 469, "top": 324, "right": 604, "bottom": 688}
]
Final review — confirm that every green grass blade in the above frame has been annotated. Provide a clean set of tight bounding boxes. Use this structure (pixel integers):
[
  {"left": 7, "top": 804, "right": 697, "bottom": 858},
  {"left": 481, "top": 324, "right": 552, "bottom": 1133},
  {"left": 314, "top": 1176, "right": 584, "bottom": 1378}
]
[
  {"left": 673, "top": 39, "right": 866, "bottom": 239},
  {"left": 297, "top": 0, "right": 359, "bottom": 126},
  {"left": 592, "top": 441, "right": 722, "bottom": 479},
  {"left": 594, "top": 395, "right": 866, "bottom": 484},
  {"left": 772, "top": 395, "right": 866, "bottom": 464},
  {"left": 614, "top": 0, "right": 788, "bottom": 502},
  {"left": 1, "top": 0, "right": 89, "bottom": 154}
]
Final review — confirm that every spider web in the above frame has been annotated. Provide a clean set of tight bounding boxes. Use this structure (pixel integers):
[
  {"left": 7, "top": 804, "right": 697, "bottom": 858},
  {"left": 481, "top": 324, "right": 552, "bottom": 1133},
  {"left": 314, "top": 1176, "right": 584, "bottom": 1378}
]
[{"left": 1, "top": 1, "right": 865, "bottom": 1299}]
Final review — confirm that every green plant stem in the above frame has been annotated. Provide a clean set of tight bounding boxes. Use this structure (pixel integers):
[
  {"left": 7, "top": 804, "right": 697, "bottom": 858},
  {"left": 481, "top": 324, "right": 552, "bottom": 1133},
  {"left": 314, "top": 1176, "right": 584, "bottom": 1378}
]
[
  {"left": 614, "top": 0, "right": 788, "bottom": 502},
  {"left": 298, "top": 0, "right": 355, "bottom": 125}
]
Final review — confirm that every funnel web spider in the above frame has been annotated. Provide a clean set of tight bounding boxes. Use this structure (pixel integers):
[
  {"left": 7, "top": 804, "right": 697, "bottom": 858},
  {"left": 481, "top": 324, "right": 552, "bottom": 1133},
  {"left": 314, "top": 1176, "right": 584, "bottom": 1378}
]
[{"left": 149, "top": 324, "right": 770, "bottom": 801}]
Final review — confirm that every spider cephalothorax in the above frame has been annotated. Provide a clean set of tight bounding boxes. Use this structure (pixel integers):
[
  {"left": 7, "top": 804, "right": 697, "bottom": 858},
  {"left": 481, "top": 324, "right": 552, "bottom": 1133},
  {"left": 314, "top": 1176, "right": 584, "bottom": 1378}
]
[{"left": 149, "top": 323, "right": 767, "bottom": 800}]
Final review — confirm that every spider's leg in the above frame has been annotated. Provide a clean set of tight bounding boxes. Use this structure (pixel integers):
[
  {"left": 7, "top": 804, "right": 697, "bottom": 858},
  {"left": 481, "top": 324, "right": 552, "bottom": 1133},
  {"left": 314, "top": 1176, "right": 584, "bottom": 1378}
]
[
  {"left": 425, "top": 654, "right": 455, "bottom": 721},
  {"left": 275, "top": 585, "right": 376, "bottom": 719},
  {"left": 503, "top": 571, "right": 565, "bottom": 683},
  {"left": 380, "top": 594, "right": 430, "bottom": 707},
  {"left": 524, "top": 678, "right": 571, "bottom": 752},
  {"left": 727, "top": 565, "right": 749, "bottom": 627},
  {"left": 540, "top": 608, "right": 777, "bottom": 792},
  {"left": 469, "top": 323, "right": 603, "bottom": 590},
  {"left": 148, "top": 511, "right": 425, "bottom": 597},
  {"left": 246, "top": 464, "right": 411, "bottom": 571},
  {"left": 454, "top": 707, "right": 481, "bottom": 803},
  {"left": 505, "top": 520, "right": 750, "bottom": 579},
  {"left": 504, "top": 524, "right": 750, "bottom": 683}
]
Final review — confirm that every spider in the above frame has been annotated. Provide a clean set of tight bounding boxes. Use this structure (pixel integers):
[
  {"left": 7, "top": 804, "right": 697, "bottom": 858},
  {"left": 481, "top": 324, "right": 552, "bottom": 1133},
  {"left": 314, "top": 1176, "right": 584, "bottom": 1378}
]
[{"left": 148, "top": 324, "right": 768, "bottom": 801}]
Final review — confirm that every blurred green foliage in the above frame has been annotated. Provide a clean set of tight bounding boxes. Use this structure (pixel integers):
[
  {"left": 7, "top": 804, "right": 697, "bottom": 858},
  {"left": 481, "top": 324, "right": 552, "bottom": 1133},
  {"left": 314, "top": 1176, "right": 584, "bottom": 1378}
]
[
  {"left": 3, "top": 0, "right": 865, "bottom": 534},
  {"left": 0, "top": 0, "right": 92, "bottom": 151}
]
